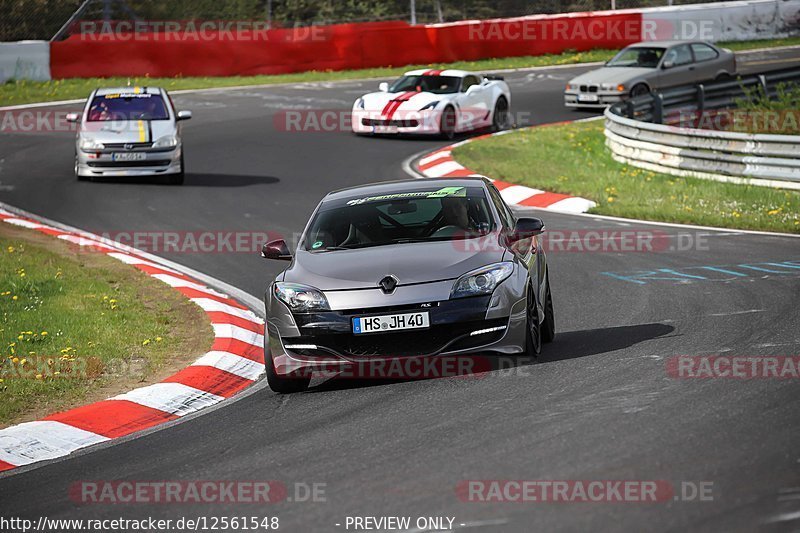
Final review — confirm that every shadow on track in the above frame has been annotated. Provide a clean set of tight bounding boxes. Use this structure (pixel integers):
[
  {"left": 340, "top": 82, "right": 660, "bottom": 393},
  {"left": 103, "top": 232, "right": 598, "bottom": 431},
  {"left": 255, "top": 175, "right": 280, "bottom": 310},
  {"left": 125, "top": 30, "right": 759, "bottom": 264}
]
[{"left": 302, "top": 322, "right": 674, "bottom": 394}]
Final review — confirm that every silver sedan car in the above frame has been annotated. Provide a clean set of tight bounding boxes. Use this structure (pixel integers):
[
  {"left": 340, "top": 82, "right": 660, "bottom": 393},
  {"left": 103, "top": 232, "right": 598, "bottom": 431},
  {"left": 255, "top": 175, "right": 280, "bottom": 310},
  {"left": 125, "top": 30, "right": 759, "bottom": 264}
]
[
  {"left": 66, "top": 87, "right": 191, "bottom": 184},
  {"left": 564, "top": 40, "right": 736, "bottom": 109},
  {"left": 261, "top": 178, "right": 556, "bottom": 393}
]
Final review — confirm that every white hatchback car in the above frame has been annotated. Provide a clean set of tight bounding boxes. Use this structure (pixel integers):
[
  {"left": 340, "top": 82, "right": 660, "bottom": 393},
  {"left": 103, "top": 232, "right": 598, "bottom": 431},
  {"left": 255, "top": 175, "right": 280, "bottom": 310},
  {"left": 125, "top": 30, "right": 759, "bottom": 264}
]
[{"left": 67, "top": 87, "right": 191, "bottom": 184}]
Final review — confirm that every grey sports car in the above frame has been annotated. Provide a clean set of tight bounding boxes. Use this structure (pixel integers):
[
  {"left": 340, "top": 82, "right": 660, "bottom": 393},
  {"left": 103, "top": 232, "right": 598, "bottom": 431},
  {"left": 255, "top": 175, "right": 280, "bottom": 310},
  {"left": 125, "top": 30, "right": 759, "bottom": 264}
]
[
  {"left": 564, "top": 40, "right": 736, "bottom": 108},
  {"left": 261, "top": 178, "right": 555, "bottom": 393}
]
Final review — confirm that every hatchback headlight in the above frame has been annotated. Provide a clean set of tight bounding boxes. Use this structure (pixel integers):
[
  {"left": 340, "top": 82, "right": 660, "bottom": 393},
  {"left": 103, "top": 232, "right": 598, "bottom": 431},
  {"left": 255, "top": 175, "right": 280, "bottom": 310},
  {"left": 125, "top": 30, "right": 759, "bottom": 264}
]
[
  {"left": 451, "top": 262, "right": 514, "bottom": 299},
  {"left": 274, "top": 282, "right": 330, "bottom": 312},
  {"left": 153, "top": 135, "right": 178, "bottom": 148},
  {"left": 79, "top": 138, "right": 105, "bottom": 150}
]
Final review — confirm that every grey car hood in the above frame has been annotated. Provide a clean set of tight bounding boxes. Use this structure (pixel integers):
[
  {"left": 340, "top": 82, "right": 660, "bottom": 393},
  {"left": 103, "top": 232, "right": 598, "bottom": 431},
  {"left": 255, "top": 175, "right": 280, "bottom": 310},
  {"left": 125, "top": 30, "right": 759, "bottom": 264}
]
[
  {"left": 283, "top": 234, "right": 507, "bottom": 291},
  {"left": 569, "top": 67, "right": 654, "bottom": 86},
  {"left": 80, "top": 120, "right": 176, "bottom": 144}
]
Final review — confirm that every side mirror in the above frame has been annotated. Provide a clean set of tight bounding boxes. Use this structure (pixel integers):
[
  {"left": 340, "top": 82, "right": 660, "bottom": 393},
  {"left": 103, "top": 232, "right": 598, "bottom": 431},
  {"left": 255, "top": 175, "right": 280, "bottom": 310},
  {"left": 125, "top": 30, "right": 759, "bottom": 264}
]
[
  {"left": 508, "top": 217, "right": 545, "bottom": 244},
  {"left": 177, "top": 110, "right": 192, "bottom": 121},
  {"left": 65, "top": 112, "right": 80, "bottom": 123},
  {"left": 662, "top": 60, "right": 674, "bottom": 70},
  {"left": 261, "top": 239, "right": 292, "bottom": 261},
  {"left": 378, "top": 82, "right": 389, "bottom": 92}
]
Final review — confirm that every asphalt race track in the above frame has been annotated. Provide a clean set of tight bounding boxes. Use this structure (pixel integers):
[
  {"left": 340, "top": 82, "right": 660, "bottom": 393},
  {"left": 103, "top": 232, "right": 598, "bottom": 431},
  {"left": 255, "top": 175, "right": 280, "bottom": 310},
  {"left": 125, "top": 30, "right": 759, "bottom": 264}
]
[{"left": 1, "top": 47, "right": 799, "bottom": 532}]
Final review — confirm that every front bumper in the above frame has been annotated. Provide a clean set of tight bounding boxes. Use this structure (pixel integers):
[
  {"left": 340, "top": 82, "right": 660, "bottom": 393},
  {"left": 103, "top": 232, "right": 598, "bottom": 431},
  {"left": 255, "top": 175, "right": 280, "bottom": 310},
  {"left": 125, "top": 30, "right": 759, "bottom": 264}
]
[
  {"left": 267, "top": 292, "right": 528, "bottom": 377},
  {"left": 563, "top": 91, "right": 625, "bottom": 109},
  {"left": 76, "top": 145, "right": 182, "bottom": 177},
  {"left": 351, "top": 109, "right": 442, "bottom": 135}
]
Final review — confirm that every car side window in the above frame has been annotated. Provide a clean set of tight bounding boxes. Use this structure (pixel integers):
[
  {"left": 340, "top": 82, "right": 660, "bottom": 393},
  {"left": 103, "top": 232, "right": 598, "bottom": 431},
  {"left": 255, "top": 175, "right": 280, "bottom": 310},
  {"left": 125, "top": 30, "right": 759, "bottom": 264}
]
[
  {"left": 664, "top": 44, "right": 693, "bottom": 66},
  {"left": 691, "top": 43, "right": 719, "bottom": 62},
  {"left": 461, "top": 75, "right": 479, "bottom": 93},
  {"left": 487, "top": 185, "right": 515, "bottom": 228}
]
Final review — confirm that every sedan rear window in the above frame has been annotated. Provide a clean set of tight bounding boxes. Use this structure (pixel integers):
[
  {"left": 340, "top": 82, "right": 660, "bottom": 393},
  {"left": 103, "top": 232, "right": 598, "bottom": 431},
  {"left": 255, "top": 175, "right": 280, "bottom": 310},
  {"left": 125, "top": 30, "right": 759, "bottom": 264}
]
[
  {"left": 304, "top": 186, "right": 495, "bottom": 251},
  {"left": 87, "top": 93, "right": 170, "bottom": 122},
  {"left": 389, "top": 75, "right": 461, "bottom": 94},
  {"left": 607, "top": 47, "right": 665, "bottom": 68}
]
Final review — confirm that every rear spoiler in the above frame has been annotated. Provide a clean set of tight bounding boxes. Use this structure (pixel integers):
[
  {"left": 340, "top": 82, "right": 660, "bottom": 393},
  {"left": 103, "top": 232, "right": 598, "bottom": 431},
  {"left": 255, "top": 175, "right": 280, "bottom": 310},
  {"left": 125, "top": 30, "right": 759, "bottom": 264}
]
[{"left": 483, "top": 74, "right": 505, "bottom": 81}]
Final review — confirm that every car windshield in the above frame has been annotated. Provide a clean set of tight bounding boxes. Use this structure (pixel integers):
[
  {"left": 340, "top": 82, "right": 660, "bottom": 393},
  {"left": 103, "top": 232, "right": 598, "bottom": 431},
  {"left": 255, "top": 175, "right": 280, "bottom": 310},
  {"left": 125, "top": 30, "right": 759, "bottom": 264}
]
[
  {"left": 606, "top": 47, "right": 665, "bottom": 68},
  {"left": 304, "top": 186, "right": 495, "bottom": 251},
  {"left": 388, "top": 75, "right": 461, "bottom": 94},
  {"left": 87, "top": 93, "right": 170, "bottom": 121}
]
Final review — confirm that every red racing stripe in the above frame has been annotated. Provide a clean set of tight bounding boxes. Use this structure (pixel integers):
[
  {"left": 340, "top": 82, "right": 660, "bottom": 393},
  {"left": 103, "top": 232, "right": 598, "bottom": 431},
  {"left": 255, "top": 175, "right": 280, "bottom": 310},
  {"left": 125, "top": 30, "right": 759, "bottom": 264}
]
[
  {"left": 423, "top": 69, "right": 444, "bottom": 76},
  {"left": 176, "top": 287, "right": 249, "bottom": 310},
  {"left": 382, "top": 91, "right": 418, "bottom": 119},
  {"left": 45, "top": 400, "right": 178, "bottom": 438},
  {"left": 206, "top": 311, "right": 263, "bottom": 334},
  {"left": 164, "top": 366, "right": 252, "bottom": 398},
  {"left": 0, "top": 459, "right": 16, "bottom": 472},
  {"left": 517, "top": 191, "right": 572, "bottom": 207},
  {"left": 132, "top": 264, "right": 196, "bottom": 281},
  {"left": 212, "top": 337, "right": 264, "bottom": 363}
]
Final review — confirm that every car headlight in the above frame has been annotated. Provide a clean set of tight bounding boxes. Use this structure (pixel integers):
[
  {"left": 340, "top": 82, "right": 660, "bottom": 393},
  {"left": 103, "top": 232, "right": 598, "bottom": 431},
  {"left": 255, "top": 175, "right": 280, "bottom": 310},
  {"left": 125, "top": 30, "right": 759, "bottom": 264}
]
[
  {"left": 274, "top": 282, "right": 330, "bottom": 312},
  {"left": 153, "top": 135, "right": 178, "bottom": 148},
  {"left": 565, "top": 83, "right": 575, "bottom": 91},
  {"left": 450, "top": 262, "right": 514, "bottom": 299},
  {"left": 79, "top": 138, "right": 104, "bottom": 150},
  {"left": 419, "top": 101, "right": 439, "bottom": 111},
  {"left": 355, "top": 98, "right": 365, "bottom": 109},
  {"left": 601, "top": 83, "right": 625, "bottom": 92}
]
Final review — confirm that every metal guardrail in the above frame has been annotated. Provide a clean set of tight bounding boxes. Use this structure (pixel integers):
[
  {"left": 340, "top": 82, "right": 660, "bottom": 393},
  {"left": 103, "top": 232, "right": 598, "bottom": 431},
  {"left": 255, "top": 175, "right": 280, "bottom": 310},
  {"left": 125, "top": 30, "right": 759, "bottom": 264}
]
[{"left": 605, "top": 66, "right": 800, "bottom": 189}]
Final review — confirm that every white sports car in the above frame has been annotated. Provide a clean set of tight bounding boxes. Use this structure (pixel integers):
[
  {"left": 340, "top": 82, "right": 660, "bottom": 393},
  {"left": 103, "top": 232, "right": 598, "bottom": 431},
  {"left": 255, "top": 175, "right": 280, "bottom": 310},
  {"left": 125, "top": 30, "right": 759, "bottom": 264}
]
[{"left": 352, "top": 69, "right": 511, "bottom": 139}]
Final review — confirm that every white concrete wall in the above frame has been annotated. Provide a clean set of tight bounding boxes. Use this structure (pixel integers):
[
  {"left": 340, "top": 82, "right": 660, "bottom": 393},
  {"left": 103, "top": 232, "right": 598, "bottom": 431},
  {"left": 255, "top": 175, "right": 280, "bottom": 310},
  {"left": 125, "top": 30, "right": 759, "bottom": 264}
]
[
  {"left": 0, "top": 41, "right": 51, "bottom": 83},
  {"left": 641, "top": 0, "right": 800, "bottom": 42}
]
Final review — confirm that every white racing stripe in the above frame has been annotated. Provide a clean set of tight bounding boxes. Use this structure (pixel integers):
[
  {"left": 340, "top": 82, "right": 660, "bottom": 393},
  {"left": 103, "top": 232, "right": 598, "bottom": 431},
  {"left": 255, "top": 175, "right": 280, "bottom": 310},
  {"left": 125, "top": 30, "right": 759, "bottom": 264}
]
[
  {"left": 0, "top": 421, "right": 109, "bottom": 467},
  {"left": 192, "top": 351, "right": 265, "bottom": 381},
  {"left": 111, "top": 383, "right": 225, "bottom": 417},
  {"left": 418, "top": 150, "right": 451, "bottom": 167},
  {"left": 499, "top": 185, "right": 544, "bottom": 205},
  {"left": 545, "top": 196, "right": 600, "bottom": 214},
  {"left": 106, "top": 252, "right": 182, "bottom": 274},
  {"left": 212, "top": 324, "right": 265, "bottom": 347},
  {"left": 151, "top": 273, "right": 232, "bottom": 299},
  {"left": 423, "top": 160, "right": 467, "bottom": 177},
  {"left": 4, "top": 218, "right": 44, "bottom": 229},
  {"left": 191, "top": 297, "right": 263, "bottom": 324},
  {"left": 57, "top": 234, "right": 117, "bottom": 250}
]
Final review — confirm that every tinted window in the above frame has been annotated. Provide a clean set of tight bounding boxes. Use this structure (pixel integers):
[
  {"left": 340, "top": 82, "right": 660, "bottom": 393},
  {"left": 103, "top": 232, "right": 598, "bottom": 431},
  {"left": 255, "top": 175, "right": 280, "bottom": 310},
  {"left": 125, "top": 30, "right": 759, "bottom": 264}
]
[
  {"left": 607, "top": 47, "right": 665, "bottom": 68},
  {"left": 691, "top": 43, "right": 718, "bottom": 62},
  {"left": 664, "top": 44, "right": 693, "bottom": 66},
  {"left": 388, "top": 75, "right": 461, "bottom": 95},
  {"left": 487, "top": 185, "right": 515, "bottom": 228},
  {"left": 461, "top": 75, "right": 480, "bottom": 92},
  {"left": 304, "top": 186, "right": 494, "bottom": 251},
  {"left": 87, "top": 93, "right": 170, "bottom": 122}
]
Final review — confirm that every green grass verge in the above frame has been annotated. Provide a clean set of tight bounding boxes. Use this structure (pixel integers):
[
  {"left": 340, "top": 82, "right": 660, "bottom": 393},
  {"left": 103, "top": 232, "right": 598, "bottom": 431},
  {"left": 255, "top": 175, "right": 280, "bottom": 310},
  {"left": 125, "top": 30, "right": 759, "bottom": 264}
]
[
  {"left": 3, "top": 37, "right": 799, "bottom": 106},
  {"left": 453, "top": 120, "right": 800, "bottom": 233},
  {"left": 0, "top": 224, "right": 213, "bottom": 425}
]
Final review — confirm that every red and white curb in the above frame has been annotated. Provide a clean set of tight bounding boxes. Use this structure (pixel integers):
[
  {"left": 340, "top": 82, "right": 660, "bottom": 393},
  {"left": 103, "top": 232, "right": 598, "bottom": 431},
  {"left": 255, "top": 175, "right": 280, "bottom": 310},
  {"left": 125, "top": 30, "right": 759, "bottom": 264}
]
[
  {"left": 413, "top": 130, "right": 597, "bottom": 214},
  {"left": 0, "top": 207, "right": 265, "bottom": 473}
]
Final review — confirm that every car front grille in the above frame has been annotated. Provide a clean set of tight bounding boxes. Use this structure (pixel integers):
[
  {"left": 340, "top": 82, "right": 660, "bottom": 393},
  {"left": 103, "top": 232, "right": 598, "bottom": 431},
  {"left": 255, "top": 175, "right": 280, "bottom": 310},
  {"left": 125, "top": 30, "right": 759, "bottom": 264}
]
[
  {"left": 87, "top": 160, "right": 171, "bottom": 168},
  {"left": 361, "top": 118, "right": 420, "bottom": 128},
  {"left": 287, "top": 318, "right": 508, "bottom": 359},
  {"left": 102, "top": 142, "right": 154, "bottom": 150},
  {"left": 580, "top": 85, "right": 599, "bottom": 93}
]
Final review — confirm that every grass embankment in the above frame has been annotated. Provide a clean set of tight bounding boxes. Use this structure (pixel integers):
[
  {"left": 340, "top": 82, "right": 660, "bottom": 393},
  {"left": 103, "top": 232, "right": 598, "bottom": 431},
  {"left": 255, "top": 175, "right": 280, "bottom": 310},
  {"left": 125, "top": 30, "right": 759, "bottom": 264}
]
[
  {"left": 2, "top": 37, "right": 800, "bottom": 106},
  {"left": 0, "top": 222, "right": 214, "bottom": 426},
  {"left": 454, "top": 120, "right": 800, "bottom": 233}
]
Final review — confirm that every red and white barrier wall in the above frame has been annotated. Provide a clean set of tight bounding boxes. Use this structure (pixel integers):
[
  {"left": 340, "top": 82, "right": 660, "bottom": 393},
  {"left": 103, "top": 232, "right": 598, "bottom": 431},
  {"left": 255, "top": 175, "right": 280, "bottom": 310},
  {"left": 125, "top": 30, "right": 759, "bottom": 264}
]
[{"left": 1, "top": 0, "right": 796, "bottom": 82}]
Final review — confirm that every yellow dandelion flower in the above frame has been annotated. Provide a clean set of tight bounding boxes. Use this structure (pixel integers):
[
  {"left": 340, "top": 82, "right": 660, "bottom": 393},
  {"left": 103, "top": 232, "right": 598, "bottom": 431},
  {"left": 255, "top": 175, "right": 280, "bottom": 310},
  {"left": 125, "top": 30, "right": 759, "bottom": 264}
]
[{"left": 142, "top": 339, "right": 151, "bottom": 346}]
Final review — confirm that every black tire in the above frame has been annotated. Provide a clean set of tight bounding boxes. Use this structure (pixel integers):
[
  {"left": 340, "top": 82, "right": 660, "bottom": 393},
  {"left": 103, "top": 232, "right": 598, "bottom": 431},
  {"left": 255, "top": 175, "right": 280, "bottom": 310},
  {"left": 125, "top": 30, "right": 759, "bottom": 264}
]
[
  {"left": 541, "top": 275, "right": 556, "bottom": 344},
  {"left": 266, "top": 351, "right": 310, "bottom": 394},
  {"left": 166, "top": 153, "right": 185, "bottom": 185},
  {"left": 715, "top": 72, "right": 732, "bottom": 83},
  {"left": 440, "top": 106, "right": 456, "bottom": 140},
  {"left": 629, "top": 84, "right": 649, "bottom": 98},
  {"left": 492, "top": 96, "right": 509, "bottom": 132},
  {"left": 525, "top": 283, "right": 542, "bottom": 357}
]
